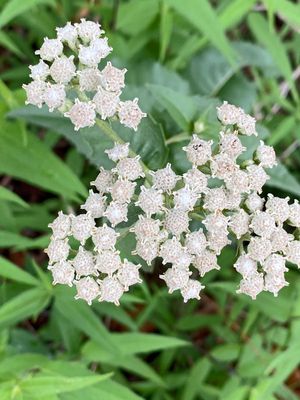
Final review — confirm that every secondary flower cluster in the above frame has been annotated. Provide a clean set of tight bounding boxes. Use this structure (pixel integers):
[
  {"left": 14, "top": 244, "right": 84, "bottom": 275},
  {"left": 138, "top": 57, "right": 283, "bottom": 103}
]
[
  {"left": 46, "top": 102, "right": 300, "bottom": 305},
  {"left": 23, "top": 19, "right": 146, "bottom": 131}
]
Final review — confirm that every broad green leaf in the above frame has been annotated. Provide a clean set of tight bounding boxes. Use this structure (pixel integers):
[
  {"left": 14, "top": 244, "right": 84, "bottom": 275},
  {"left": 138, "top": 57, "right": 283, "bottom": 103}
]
[
  {"left": 247, "top": 13, "right": 298, "bottom": 102},
  {"left": 117, "top": 0, "right": 159, "bottom": 35},
  {"left": 211, "top": 344, "right": 241, "bottom": 362},
  {"left": 0, "top": 186, "right": 28, "bottom": 207},
  {"left": 267, "top": 164, "right": 300, "bottom": 197},
  {"left": 0, "top": 256, "right": 39, "bottom": 286},
  {"left": 9, "top": 106, "right": 167, "bottom": 170},
  {"left": 54, "top": 287, "right": 118, "bottom": 355},
  {"left": 0, "top": 0, "right": 54, "bottom": 28},
  {"left": 0, "top": 287, "right": 50, "bottom": 330},
  {"left": 0, "top": 120, "right": 86, "bottom": 201},
  {"left": 182, "top": 358, "right": 211, "bottom": 400},
  {"left": 0, "top": 353, "right": 47, "bottom": 379},
  {"left": 147, "top": 84, "right": 199, "bottom": 130},
  {"left": 166, "top": 0, "right": 236, "bottom": 64}
]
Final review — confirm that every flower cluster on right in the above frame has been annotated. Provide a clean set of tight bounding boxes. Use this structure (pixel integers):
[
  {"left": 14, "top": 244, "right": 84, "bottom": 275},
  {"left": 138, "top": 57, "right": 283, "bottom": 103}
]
[{"left": 46, "top": 101, "right": 300, "bottom": 305}]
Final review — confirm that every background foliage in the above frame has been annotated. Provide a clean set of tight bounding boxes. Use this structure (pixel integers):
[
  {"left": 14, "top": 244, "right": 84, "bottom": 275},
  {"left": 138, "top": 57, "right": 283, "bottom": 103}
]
[{"left": 1, "top": 0, "right": 300, "bottom": 399}]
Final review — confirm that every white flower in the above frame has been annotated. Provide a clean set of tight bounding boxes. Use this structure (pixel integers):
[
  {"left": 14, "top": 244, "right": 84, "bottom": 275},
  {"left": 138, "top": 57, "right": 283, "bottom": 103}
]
[
  {"left": 45, "top": 238, "right": 70, "bottom": 264},
  {"left": 159, "top": 237, "right": 184, "bottom": 265},
  {"left": 98, "top": 276, "right": 124, "bottom": 305},
  {"left": 75, "top": 18, "right": 103, "bottom": 43},
  {"left": 183, "top": 135, "right": 212, "bottom": 166},
  {"left": 91, "top": 167, "right": 114, "bottom": 193},
  {"left": 173, "top": 186, "right": 198, "bottom": 211},
  {"left": 92, "top": 224, "right": 119, "bottom": 251},
  {"left": 207, "top": 232, "right": 230, "bottom": 255},
  {"left": 93, "top": 88, "right": 120, "bottom": 119},
  {"left": 234, "top": 255, "right": 257, "bottom": 278},
  {"left": 289, "top": 200, "right": 300, "bottom": 227},
  {"left": 49, "top": 55, "right": 76, "bottom": 84},
  {"left": 247, "top": 237, "right": 272, "bottom": 263},
  {"left": 136, "top": 186, "right": 164, "bottom": 216},
  {"left": 237, "top": 272, "right": 264, "bottom": 299},
  {"left": 210, "top": 153, "right": 238, "bottom": 180},
  {"left": 56, "top": 22, "right": 78, "bottom": 47},
  {"left": 194, "top": 249, "right": 219, "bottom": 277},
  {"left": 224, "top": 169, "right": 249, "bottom": 194},
  {"left": 286, "top": 241, "right": 300, "bottom": 267},
  {"left": 78, "top": 68, "right": 101, "bottom": 91},
  {"left": 203, "top": 187, "right": 227, "bottom": 212},
  {"left": 72, "top": 246, "right": 96, "bottom": 278},
  {"left": 245, "top": 192, "right": 264, "bottom": 212},
  {"left": 70, "top": 213, "right": 95, "bottom": 244},
  {"left": 48, "top": 211, "right": 70, "bottom": 239},
  {"left": 117, "top": 260, "right": 142, "bottom": 290},
  {"left": 104, "top": 201, "right": 128, "bottom": 227},
  {"left": 160, "top": 266, "right": 191, "bottom": 293},
  {"left": 105, "top": 142, "right": 129, "bottom": 162},
  {"left": 183, "top": 167, "right": 208, "bottom": 194},
  {"left": 256, "top": 141, "right": 277, "bottom": 168},
  {"left": 23, "top": 80, "right": 46, "bottom": 108},
  {"left": 151, "top": 163, "right": 179, "bottom": 193},
  {"left": 264, "top": 273, "right": 288, "bottom": 297},
  {"left": 29, "top": 60, "right": 49, "bottom": 80},
  {"left": 265, "top": 194, "right": 290, "bottom": 225},
  {"left": 114, "top": 157, "right": 144, "bottom": 181},
  {"left": 64, "top": 99, "right": 96, "bottom": 130},
  {"left": 101, "top": 61, "right": 127, "bottom": 92},
  {"left": 74, "top": 277, "right": 100, "bottom": 305},
  {"left": 247, "top": 165, "right": 269, "bottom": 193},
  {"left": 35, "top": 38, "right": 63, "bottom": 61},
  {"left": 237, "top": 113, "right": 257, "bottom": 136},
  {"left": 216, "top": 101, "right": 241, "bottom": 125},
  {"left": 185, "top": 230, "right": 207, "bottom": 256},
  {"left": 262, "top": 254, "right": 287, "bottom": 274},
  {"left": 49, "top": 260, "right": 74, "bottom": 286},
  {"left": 43, "top": 83, "right": 66, "bottom": 112},
  {"left": 80, "top": 190, "right": 106, "bottom": 218},
  {"left": 270, "top": 227, "right": 293, "bottom": 253},
  {"left": 250, "top": 211, "right": 276, "bottom": 239},
  {"left": 133, "top": 239, "right": 159, "bottom": 264},
  {"left": 118, "top": 98, "right": 146, "bottom": 131},
  {"left": 90, "top": 37, "right": 112, "bottom": 59},
  {"left": 225, "top": 190, "right": 242, "bottom": 210},
  {"left": 78, "top": 43, "right": 103, "bottom": 67},
  {"left": 203, "top": 213, "right": 229, "bottom": 235},
  {"left": 95, "top": 250, "right": 122, "bottom": 275},
  {"left": 219, "top": 131, "right": 245, "bottom": 159},
  {"left": 180, "top": 279, "right": 204, "bottom": 302},
  {"left": 131, "top": 215, "right": 161, "bottom": 242},
  {"left": 164, "top": 209, "right": 189, "bottom": 237},
  {"left": 110, "top": 179, "right": 136, "bottom": 203},
  {"left": 175, "top": 249, "right": 194, "bottom": 269}
]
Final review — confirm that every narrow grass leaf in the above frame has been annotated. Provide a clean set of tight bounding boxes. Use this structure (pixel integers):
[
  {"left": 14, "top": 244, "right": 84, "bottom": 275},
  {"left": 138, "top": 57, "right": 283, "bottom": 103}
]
[{"left": 0, "top": 256, "right": 39, "bottom": 286}]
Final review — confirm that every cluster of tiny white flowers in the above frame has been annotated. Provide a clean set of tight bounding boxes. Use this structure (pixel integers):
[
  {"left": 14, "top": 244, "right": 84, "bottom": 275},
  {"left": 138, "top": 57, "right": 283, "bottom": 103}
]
[
  {"left": 46, "top": 145, "right": 143, "bottom": 305},
  {"left": 45, "top": 102, "right": 300, "bottom": 304},
  {"left": 23, "top": 19, "right": 146, "bottom": 131}
]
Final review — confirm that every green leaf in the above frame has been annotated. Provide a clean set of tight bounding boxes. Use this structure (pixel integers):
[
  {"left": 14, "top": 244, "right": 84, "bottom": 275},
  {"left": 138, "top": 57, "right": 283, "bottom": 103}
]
[
  {"left": 247, "top": 13, "right": 298, "bottom": 102},
  {"left": 0, "top": 120, "right": 86, "bottom": 201},
  {"left": 0, "top": 0, "right": 54, "bottom": 28},
  {"left": 117, "top": 0, "right": 159, "bottom": 35},
  {"left": 0, "top": 353, "right": 47, "bottom": 379},
  {"left": 54, "top": 287, "right": 119, "bottom": 355},
  {"left": 182, "top": 358, "right": 211, "bottom": 400},
  {"left": 21, "top": 373, "right": 111, "bottom": 397},
  {"left": 166, "top": 0, "right": 236, "bottom": 64},
  {"left": 0, "top": 31, "right": 23, "bottom": 57},
  {"left": 147, "top": 84, "right": 199, "bottom": 130},
  {"left": 9, "top": 106, "right": 167, "bottom": 170},
  {"left": 0, "top": 231, "right": 49, "bottom": 250},
  {"left": 265, "top": 0, "right": 300, "bottom": 31},
  {"left": 0, "top": 186, "right": 28, "bottom": 207},
  {"left": 0, "top": 256, "right": 39, "bottom": 286},
  {"left": 211, "top": 344, "right": 241, "bottom": 362},
  {"left": 267, "top": 164, "right": 300, "bottom": 197},
  {"left": 0, "top": 287, "right": 50, "bottom": 330}
]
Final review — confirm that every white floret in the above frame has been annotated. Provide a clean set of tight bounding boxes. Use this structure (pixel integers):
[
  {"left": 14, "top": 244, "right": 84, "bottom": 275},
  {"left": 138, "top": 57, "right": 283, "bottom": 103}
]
[
  {"left": 118, "top": 98, "right": 146, "bottom": 131},
  {"left": 180, "top": 279, "right": 204, "bottom": 303},
  {"left": 48, "top": 211, "right": 71, "bottom": 239},
  {"left": 265, "top": 194, "right": 290, "bottom": 225},
  {"left": 131, "top": 215, "right": 161, "bottom": 242},
  {"left": 117, "top": 260, "right": 142, "bottom": 290},
  {"left": 23, "top": 80, "right": 46, "bottom": 108},
  {"left": 286, "top": 241, "right": 300, "bottom": 267},
  {"left": 136, "top": 186, "right": 164, "bottom": 216},
  {"left": 92, "top": 224, "right": 119, "bottom": 251},
  {"left": 247, "top": 237, "right": 272, "bottom": 263},
  {"left": 49, "top": 260, "right": 74, "bottom": 286},
  {"left": 183, "top": 167, "right": 208, "bottom": 194},
  {"left": 100, "top": 61, "right": 127, "bottom": 92},
  {"left": 194, "top": 249, "right": 219, "bottom": 277},
  {"left": 216, "top": 101, "right": 241, "bottom": 125},
  {"left": 93, "top": 88, "right": 120, "bottom": 119},
  {"left": 72, "top": 246, "right": 96, "bottom": 278},
  {"left": 105, "top": 142, "right": 129, "bottom": 162},
  {"left": 289, "top": 200, "right": 300, "bottom": 227},
  {"left": 80, "top": 190, "right": 106, "bottom": 218},
  {"left": 45, "top": 238, "right": 70, "bottom": 264},
  {"left": 35, "top": 38, "right": 63, "bottom": 61},
  {"left": 210, "top": 153, "right": 238, "bottom": 180},
  {"left": 110, "top": 179, "right": 136, "bottom": 203},
  {"left": 245, "top": 192, "right": 264, "bottom": 212},
  {"left": 237, "top": 272, "right": 264, "bottom": 299},
  {"left": 234, "top": 254, "right": 257, "bottom": 278},
  {"left": 29, "top": 60, "right": 49, "bottom": 80},
  {"left": 219, "top": 131, "right": 245, "bottom": 159},
  {"left": 98, "top": 276, "right": 125, "bottom": 306},
  {"left": 185, "top": 230, "right": 207, "bottom": 256},
  {"left": 173, "top": 186, "right": 198, "bottom": 211},
  {"left": 43, "top": 83, "right": 66, "bottom": 112},
  {"left": 160, "top": 266, "right": 191, "bottom": 293},
  {"left": 250, "top": 211, "right": 276, "bottom": 239},
  {"left": 203, "top": 187, "right": 227, "bottom": 212},
  {"left": 91, "top": 167, "right": 114, "bottom": 193},
  {"left": 70, "top": 213, "right": 95, "bottom": 244},
  {"left": 64, "top": 99, "right": 96, "bottom": 130},
  {"left": 104, "top": 201, "right": 128, "bottom": 227},
  {"left": 95, "top": 249, "right": 122, "bottom": 275},
  {"left": 114, "top": 157, "right": 144, "bottom": 181},
  {"left": 75, "top": 18, "right": 103, "bottom": 43},
  {"left": 256, "top": 141, "right": 277, "bottom": 168},
  {"left": 74, "top": 277, "right": 100, "bottom": 305},
  {"left": 56, "top": 22, "right": 78, "bottom": 48},
  {"left": 49, "top": 55, "right": 76, "bottom": 84},
  {"left": 164, "top": 209, "right": 189, "bottom": 237},
  {"left": 151, "top": 163, "right": 179, "bottom": 193},
  {"left": 247, "top": 165, "right": 269, "bottom": 193},
  {"left": 133, "top": 239, "right": 159, "bottom": 264},
  {"left": 78, "top": 68, "right": 101, "bottom": 91},
  {"left": 183, "top": 135, "right": 212, "bottom": 166}
]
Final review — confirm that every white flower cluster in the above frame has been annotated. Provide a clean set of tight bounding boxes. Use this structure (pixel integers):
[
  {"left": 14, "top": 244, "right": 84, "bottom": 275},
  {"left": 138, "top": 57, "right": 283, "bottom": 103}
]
[
  {"left": 23, "top": 19, "right": 146, "bottom": 131},
  {"left": 45, "top": 144, "right": 143, "bottom": 305},
  {"left": 45, "top": 102, "right": 300, "bottom": 304}
]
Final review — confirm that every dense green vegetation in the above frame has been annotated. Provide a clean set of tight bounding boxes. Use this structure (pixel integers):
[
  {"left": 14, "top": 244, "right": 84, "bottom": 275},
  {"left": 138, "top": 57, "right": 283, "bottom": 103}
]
[{"left": 1, "top": 1, "right": 300, "bottom": 399}]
